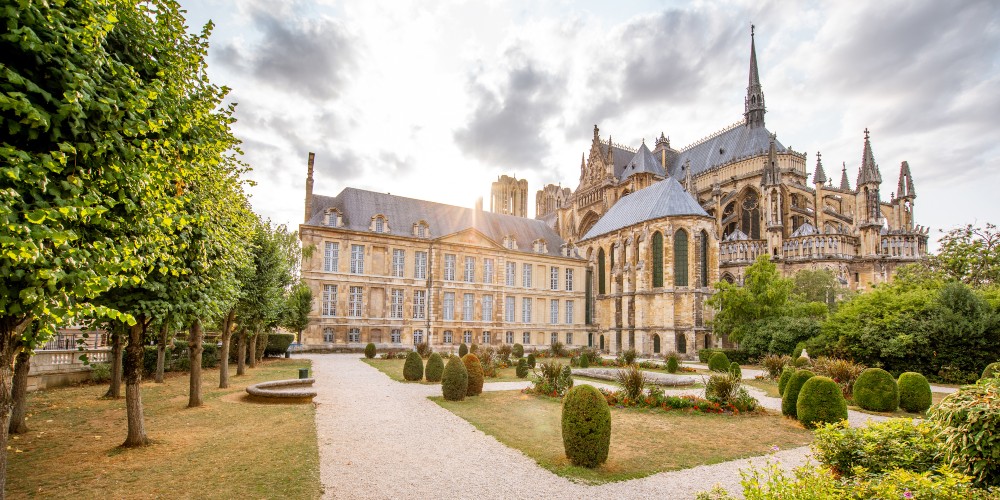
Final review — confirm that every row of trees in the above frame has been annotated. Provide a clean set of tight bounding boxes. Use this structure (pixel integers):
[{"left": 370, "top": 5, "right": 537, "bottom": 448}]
[{"left": 1, "top": 1, "right": 308, "bottom": 496}]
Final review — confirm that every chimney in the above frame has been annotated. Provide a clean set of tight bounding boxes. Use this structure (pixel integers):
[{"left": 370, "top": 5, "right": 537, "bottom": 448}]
[{"left": 304, "top": 152, "right": 315, "bottom": 223}]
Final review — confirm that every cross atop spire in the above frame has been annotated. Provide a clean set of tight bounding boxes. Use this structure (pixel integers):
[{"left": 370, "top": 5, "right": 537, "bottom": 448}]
[
  {"left": 840, "top": 162, "right": 851, "bottom": 190},
  {"left": 744, "top": 25, "right": 766, "bottom": 128},
  {"left": 813, "top": 151, "right": 827, "bottom": 185}
]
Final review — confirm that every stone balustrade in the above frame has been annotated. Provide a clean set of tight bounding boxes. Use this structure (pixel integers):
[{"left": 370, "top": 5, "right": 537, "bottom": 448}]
[
  {"left": 28, "top": 348, "right": 111, "bottom": 391},
  {"left": 720, "top": 239, "right": 766, "bottom": 264},
  {"left": 782, "top": 234, "right": 858, "bottom": 261}
]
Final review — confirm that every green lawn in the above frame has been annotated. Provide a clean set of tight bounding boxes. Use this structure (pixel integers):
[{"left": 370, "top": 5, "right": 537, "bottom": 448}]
[
  {"left": 432, "top": 390, "right": 813, "bottom": 484},
  {"left": 362, "top": 357, "right": 522, "bottom": 383}
]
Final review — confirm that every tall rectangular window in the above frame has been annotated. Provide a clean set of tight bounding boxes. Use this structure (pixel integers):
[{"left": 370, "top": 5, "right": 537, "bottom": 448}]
[
  {"left": 412, "top": 290, "right": 426, "bottom": 319},
  {"left": 565, "top": 269, "right": 574, "bottom": 291},
  {"left": 506, "top": 331, "right": 514, "bottom": 344},
  {"left": 550, "top": 266, "right": 559, "bottom": 290},
  {"left": 523, "top": 332, "right": 531, "bottom": 344},
  {"left": 550, "top": 299, "right": 558, "bottom": 324},
  {"left": 444, "top": 254, "right": 456, "bottom": 281},
  {"left": 506, "top": 262, "right": 516, "bottom": 286},
  {"left": 391, "top": 249, "right": 404, "bottom": 277},
  {"left": 348, "top": 328, "right": 360, "bottom": 343},
  {"left": 566, "top": 332, "right": 573, "bottom": 345},
  {"left": 463, "top": 331, "right": 472, "bottom": 344},
  {"left": 521, "top": 297, "right": 532, "bottom": 323},
  {"left": 350, "top": 244, "right": 364, "bottom": 274},
  {"left": 391, "top": 329, "right": 401, "bottom": 343},
  {"left": 482, "top": 295, "right": 493, "bottom": 321},
  {"left": 522, "top": 263, "right": 532, "bottom": 288},
  {"left": 415, "top": 251, "right": 427, "bottom": 280},
  {"left": 551, "top": 332, "right": 558, "bottom": 345},
  {"left": 443, "top": 330, "right": 453, "bottom": 343},
  {"left": 413, "top": 330, "right": 424, "bottom": 344},
  {"left": 390, "top": 289, "right": 404, "bottom": 319},
  {"left": 348, "top": 286, "right": 362, "bottom": 317},
  {"left": 463, "top": 293, "right": 474, "bottom": 321},
  {"left": 464, "top": 256, "right": 475, "bottom": 282},
  {"left": 565, "top": 300, "right": 574, "bottom": 324},
  {"left": 322, "top": 284, "right": 337, "bottom": 316},
  {"left": 505, "top": 296, "right": 515, "bottom": 322},
  {"left": 323, "top": 242, "right": 339, "bottom": 272},
  {"left": 443, "top": 292, "right": 455, "bottom": 320},
  {"left": 483, "top": 258, "right": 494, "bottom": 284}
]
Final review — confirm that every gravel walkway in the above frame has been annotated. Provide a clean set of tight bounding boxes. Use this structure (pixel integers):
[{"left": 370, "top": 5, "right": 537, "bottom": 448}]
[{"left": 305, "top": 354, "right": 887, "bottom": 499}]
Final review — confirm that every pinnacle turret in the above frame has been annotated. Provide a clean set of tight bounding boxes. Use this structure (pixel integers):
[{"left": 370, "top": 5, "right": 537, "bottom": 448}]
[
  {"left": 856, "top": 128, "right": 882, "bottom": 186},
  {"left": 744, "top": 25, "right": 766, "bottom": 128},
  {"left": 760, "top": 133, "right": 781, "bottom": 186},
  {"left": 813, "top": 152, "right": 827, "bottom": 185},
  {"left": 839, "top": 162, "right": 851, "bottom": 190},
  {"left": 897, "top": 161, "right": 915, "bottom": 199}
]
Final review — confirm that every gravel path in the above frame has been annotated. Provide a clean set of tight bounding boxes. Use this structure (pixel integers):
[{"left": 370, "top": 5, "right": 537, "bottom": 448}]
[{"left": 305, "top": 354, "right": 886, "bottom": 499}]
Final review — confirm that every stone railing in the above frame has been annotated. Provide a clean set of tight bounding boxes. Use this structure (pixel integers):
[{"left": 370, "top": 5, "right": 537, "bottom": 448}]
[
  {"left": 720, "top": 239, "right": 766, "bottom": 265},
  {"left": 879, "top": 234, "right": 924, "bottom": 259},
  {"left": 28, "top": 348, "right": 111, "bottom": 391},
  {"left": 782, "top": 234, "right": 858, "bottom": 261}
]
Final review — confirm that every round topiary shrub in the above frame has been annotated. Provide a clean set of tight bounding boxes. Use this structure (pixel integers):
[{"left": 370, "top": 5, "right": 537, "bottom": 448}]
[
  {"left": 667, "top": 356, "right": 679, "bottom": 374},
  {"left": 561, "top": 384, "right": 611, "bottom": 468},
  {"left": 512, "top": 343, "right": 524, "bottom": 358},
  {"left": 778, "top": 366, "right": 795, "bottom": 396},
  {"left": 527, "top": 353, "right": 536, "bottom": 368},
  {"left": 708, "top": 352, "right": 731, "bottom": 372},
  {"left": 425, "top": 352, "right": 445, "bottom": 382},
  {"left": 897, "top": 372, "right": 932, "bottom": 413},
  {"left": 853, "top": 368, "right": 899, "bottom": 412},
  {"left": 793, "top": 356, "right": 810, "bottom": 367},
  {"left": 403, "top": 351, "right": 424, "bottom": 381},
  {"left": 796, "top": 375, "right": 848, "bottom": 428},
  {"left": 516, "top": 358, "right": 529, "bottom": 378},
  {"left": 463, "top": 353, "right": 484, "bottom": 396},
  {"left": 782, "top": 369, "right": 815, "bottom": 417},
  {"left": 729, "top": 362, "right": 742, "bottom": 379},
  {"left": 458, "top": 343, "right": 469, "bottom": 358},
  {"left": 441, "top": 355, "right": 469, "bottom": 401},
  {"left": 981, "top": 362, "right": 1000, "bottom": 381},
  {"left": 364, "top": 343, "right": 376, "bottom": 359}
]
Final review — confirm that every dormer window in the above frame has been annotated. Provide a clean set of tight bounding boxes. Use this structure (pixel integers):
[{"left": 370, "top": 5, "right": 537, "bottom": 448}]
[
  {"left": 371, "top": 215, "right": 389, "bottom": 233},
  {"left": 413, "top": 221, "right": 429, "bottom": 238},
  {"left": 533, "top": 239, "right": 547, "bottom": 254},
  {"left": 503, "top": 235, "right": 517, "bottom": 250},
  {"left": 325, "top": 208, "right": 343, "bottom": 227}
]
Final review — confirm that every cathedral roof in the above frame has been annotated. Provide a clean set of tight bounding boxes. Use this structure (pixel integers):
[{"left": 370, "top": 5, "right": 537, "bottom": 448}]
[
  {"left": 622, "top": 142, "right": 666, "bottom": 179},
  {"left": 599, "top": 142, "right": 635, "bottom": 179},
  {"left": 580, "top": 177, "right": 709, "bottom": 241},
  {"left": 667, "top": 122, "right": 786, "bottom": 179},
  {"left": 305, "top": 188, "right": 571, "bottom": 257}
]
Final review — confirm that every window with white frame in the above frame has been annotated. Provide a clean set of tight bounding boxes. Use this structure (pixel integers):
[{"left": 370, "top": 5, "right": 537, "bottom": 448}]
[
  {"left": 412, "top": 290, "right": 426, "bottom": 319},
  {"left": 322, "top": 284, "right": 337, "bottom": 316},
  {"left": 413, "top": 330, "right": 424, "bottom": 344},
  {"left": 374, "top": 216, "right": 385, "bottom": 233},
  {"left": 350, "top": 244, "right": 364, "bottom": 274},
  {"left": 464, "top": 256, "right": 475, "bottom": 282},
  {"left": 505, "top": 331, "right": 513, "bottom": 344},
  {"left": 483, "top": 258, "right": 494, "bottom": 284},
  {"left": 566, "top": 332, "right": 573, "bottom": 345},
  {"left": 565, "top": 268, "right": 574, "bottom": 291},
  {"left": 523, "top": 332, "right": 531, "bottom": 344},
  {"left": 505, "top": 262, "right": 516, "bottom": 286},
  {"left": 550, "top": 299, "right": 558, "bottom": 324},
  {"left": 323, "top": 328, "right": 334, "bottom": 343},
  {"left": 444, "top": 254, "right": 456, "bottom": 281},
  {"left": 323, "top": 242, "right": 339, "bottom": 272},
  {"left": 391, "top": 249, "right": 404, "bottom": 277},
  {"left": 415, "top": 222, "right": 428, "bottom": 238},
  {"left": 483, "top": 331, "right": 490, "bottom": 344},
  {"left": 521, "top": 297, "right": 532, "bottom": 323},
  {"left": 443, "top": 330, "right": 453, "bottom": 343},
  {"left": 463, "top": 330, "right": 472, "bottom": 344},
  {"left": 550, "top": 266, "right": 559, "bottom": 290},
  {"left": 463, "top": 293, "right": 474, "bottom": 321},
  {"left": 551, "top": 332, "right": 558, "bottom": 345},
  {"left": 348, "top": 286, "right": 362, "bottom": 317},
  {"left": 390, "top": 289, "right": 404, "bottom": 319},
  {"left": 443, "top": 292, "right": 455, "bottom": 320},
  {"left": 522, "top": 263, "right": 532, "bottom": 288},
  {"left": 481, "top": 295, "right": 493, "bottom": 321},
  {"left": 414, "top": 251, "right": 427, "bottom": 279},
  {"left": 325, "top": 209, "right": 341, "bottom": 227},
  {"left": 504, "top": 296, "right": 515, "bottom": 322},
  {"left": 348, "top": 328, "right": 360, "bottom": 343},
  {"left": 565, "top": 300, "right": 574, "bottom": 324},
  {"left": 391, "top": 329, "right": 401, "bottom": 343}
]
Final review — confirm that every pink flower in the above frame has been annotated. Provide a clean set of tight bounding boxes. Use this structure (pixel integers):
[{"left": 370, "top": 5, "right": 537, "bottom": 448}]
[
  {"left": 771, "top": 445, "right": 780, "bottom": 452},
  {"left": 903, "top": 491, "right": 913, "bottom": 499}
]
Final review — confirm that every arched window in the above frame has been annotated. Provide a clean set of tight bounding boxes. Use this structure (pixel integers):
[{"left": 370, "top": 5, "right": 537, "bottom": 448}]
[
  {"left": 699, "top": 230, "right": 709, "bottom": 288},
  {"left": 674, "top": 229, "right": 689, "bottom": 286},
  {"left": 676, "top": 333, "right": 687, "bottom": 354},
  {"left": 652, "top": 231, "right": 664, "bottom": 287},
  {"left": 653, "top": 334, "right": 661, "bottom": 354},
  {"left": 597, "top": 248, "right": 606, "bottom": 294},
  {"left": 373, "top": 216, "right": 386, "bottom": 233}
]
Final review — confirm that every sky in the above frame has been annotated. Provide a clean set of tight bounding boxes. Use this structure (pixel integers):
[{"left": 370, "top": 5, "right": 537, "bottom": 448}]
[{"left": 179, "top": 0, "right": 1000, "bottom": 249}]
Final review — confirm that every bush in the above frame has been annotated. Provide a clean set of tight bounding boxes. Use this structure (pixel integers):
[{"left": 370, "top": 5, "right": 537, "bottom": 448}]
[
  {"left": 441, "top": 356, "right": 468, "bottom": 401},
  {"left": 515, "top": 358, "right": 528, "bottom": 378},
  {"left": 761, "top": 354, "right": 791, "bottom": 379},
  {"left": 897, "top": 372, "right": 932, "bottom": 413},
  {"left": 478, "top": 346, "right": 499, "bottom": 378},
  {"left": 90, "top": 362, "right": 111, "bottom": 383},
  {"left": 795, "top": 376, "right": 848, "bottom": 428},
  {"left": 403, "top": 351, "right": 424, "bottom": 381},
  {"left": 615, "top": 363, "right": 645, "bottom": 402},
  {"left": 666, "top": 355, "right": 679, "bottom": 374},
  {"left": 416, "top": 342, "right": 432, "bottom": 358},
  {"left": 853, "top": 368, "right": 899, "bottom": 412},
  {"left": 561, "top": 384, "right": 611, "bottom": 468},
  {"left": 458, "top": 343, "right": 468, "bottom": 357},
  {"left": 981, "top": 362, "right": 1000, "bottom": 380},
  {"left": 470, "top": 343, "right": 479, "bottom": 355},
  {"left": 929, "top": 376, "right": 1000, "bottom": 486},
  {"left": 425, "top": 353, "right": 444, "bottom": 382},
  {"left": 708, "top": 352, "right": 731, "bottom": 372},
  {"left": 792, "top": 341, "right": 806, "bottom": 359},
  {"left": 705, "top": 373, "right": 752, "bottom": 410},
  {"left": 550, "top": 341, "right": 566, "bottom": 357},
  {"left": 497, "top": 344, "right": 512, "bottom": 362},
  {"left": 811, "top": 357, "right": 865, "bottom": 397},
  {"left": 812, "top": 419, "right": 941, "bottom": 478},
  {"left": 559, "top": 365, "right": 574, "bottom": 392},
  {"left": 781, "top": 369, "right": 814, "bottom": 418},
  {"left": 527, "top": 353, "right": 536, "bottom": 368},
  {"left": 462, "top": 354, "right": 484, "bottom": 396},
  {"left": 512, "top": 343, "right": 524, "bottom": 358},
  {"left": 264, "top": 333, "right": 295, "bottom": 356},
  {"left": 699, "top": 348, "right": 753, "bottom": 365},
  {"left": 579, "top": 352, "right": 590, "bottom": 368},
  {"left": 617, "top": 349, "right": 637, "bottom": 366},
  {"left": 778, "top": 366, "right": 795, "bottom": 396},
  {"left": 729, "top": 362, "right": 742, "bottom": 379},
  {"left": 364, "top": 343, "right": 376, "bottom": 359}
]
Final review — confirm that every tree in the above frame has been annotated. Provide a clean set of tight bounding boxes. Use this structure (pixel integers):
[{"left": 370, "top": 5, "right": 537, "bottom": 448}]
[
  {"left": 710, "top": 256, "right": 795, "bottom": 343},
  {"left": 793, "top": 269, "right": 850, "bottom": 312},
  {"left": 282, "top": 282, "right": 313, "bottom": 344},
  {"left": 931, "top": 223, "right": 1000, "bottom": 287}
]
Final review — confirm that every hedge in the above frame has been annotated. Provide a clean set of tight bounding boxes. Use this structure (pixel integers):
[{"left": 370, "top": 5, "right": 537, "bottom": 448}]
[
  {"left": 698, "top": 348, "right": 752, "bottom": 364},
  {"left": 264, "top": 333, "right": 296, "bottom": 356}
]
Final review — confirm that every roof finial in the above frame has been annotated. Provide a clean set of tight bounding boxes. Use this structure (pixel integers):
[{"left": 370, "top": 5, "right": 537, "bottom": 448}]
[{"left": 751, "top": 24, "right": 755, "bottom": 37}]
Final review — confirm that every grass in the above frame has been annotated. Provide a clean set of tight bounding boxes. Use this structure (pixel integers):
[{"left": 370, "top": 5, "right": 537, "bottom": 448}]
[
  {"left": 7, "top": 358, "right": 321, "bottom": 499},
  {"left": 432, "top": 390, "right": 813, "bottom": 484},
  {"left": 743, "top": 378, "right": 781, "bottom": 398},
  {"left": 362, "top": 357, "right": 523, "bottom": 383}
]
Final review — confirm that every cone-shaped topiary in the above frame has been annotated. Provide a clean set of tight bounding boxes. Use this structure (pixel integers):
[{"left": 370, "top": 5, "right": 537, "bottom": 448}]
[
  {"left": 853, "top": 368, "right": 899, "bottom": 412},
  {"left": 708, "top": 352, "right": 730, "bottom": 372},
  {"left": 458, "top": 343, "right": 468, "bottom": 358},
  {"left": 667, "top": 356, "right": 679, "bottom": 374},
  {"left": 982, "top": 362, "right": 1000, "bottom": 381},
  {"left": 782, "top": 369, "right": 814, "bottom": 417},
  {"left": 796, "top": 375, "right": 848, "bottom": 428},
  {"left": 897, "top": 372, "right": 932, "bottom": 413},
  {"left": 425, "top": 352, "right": 445, "bottom": 382},
  {"left": 442, "top": 355, "right": 469, "bottom": 401},
  {"left": 512, "top": 343, "right": 524, "bottom": 358},
  {"left": 516, "top": 358, "right": 529, "bottom": 378},
  {"left": 364, "top": 343, "right": 376, "bottom": 359},
  {"left": 778, "top": 366, "right": 795, "bottom": 396},
  {"left": 561, "top": 384, "right": 611, "bottom": 468},
  {"left": 527, "top": 353, "right": 536, "bottom": 368},
  {"left": 463, "top": 353, "right": 484, "bottom": 396},
  {"left": 580, "top": 352, "right": 590, "bottom": 368},
  {"left": 403, "top": 351, "right": 424, "bottom": 381},
  {"left": 729, "top": 362, "right": 742, "bottom": 379}
]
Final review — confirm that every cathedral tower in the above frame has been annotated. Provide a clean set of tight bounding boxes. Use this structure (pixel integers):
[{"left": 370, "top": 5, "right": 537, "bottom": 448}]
[{"left": 490, "top": 174, "right": 529, "bottom": 217}]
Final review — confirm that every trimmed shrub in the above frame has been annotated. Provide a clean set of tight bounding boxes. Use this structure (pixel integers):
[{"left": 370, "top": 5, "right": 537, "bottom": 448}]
[
  {"left": 264, "top": 333, "right": 295, "bottom": 356},
  {"left": 781, "top": 369, "right": 814, "bottom": 417},
  {"left": 708, "top": 352, "right": 731, "bottom": 372},
  {"left": 462, "top": 353, "right": 484, "bottom": 396},
  {"left": 561, "top": 384, "right": 611, "bottom": 468},
  {"left": 699, "top": 348, "right": 752, "bottom": 365},
  {"left": 778, "top": 366, "right": 795, "bottom": 396},
  {"left": 929, "top": 376, "right": 1000, "bottom": 487},
  {"left": 364, "top": 343, "right": 376, "bottom": 359},
  {"left": 579, "top": 352, "right": 590, "bottom": 368},
  {"left": 470, "top": 343, "right": 479, "bottom": 355},
  {"left": 441, "top": 356, "right": 468, "bottom": 401},
  {"left": 527, "top": 353, "right": 536, "bottom": 368},
  {"left": 897, "top": 372, "right": 932, "bottom": 413},
  {"left": 981, "top": 362, "right": 1000, "bottom": 380},
  {"left": 425, "top": 353, "right": 444, "bottom": 382},
  {"left": 698, "top": 348, "right": 716, "bottom": 363},
  {"left": 729, "top": 362, "right": 742, "bottom": 379},
  {"left": 512, "top": 343, "right": 524, "bottom": 358},
  {"left": 403, "top": 351, "right": 424, "bottom": 381},
  {"left": 793, "top": 356, "right": 809, "bottom": 367},
  {"left": 458, "top": 343, "right": 468, "bottom": 357},
  {"left": 795, "top": 376, "right": 848, "bottom": 428},
  {"left": 853, "top": 368, "right": 899, "bottom": 412},
  {"left": 666, "top": 355, "right": 679, "bottom": 374},
  {"left": 515, "top": 358, "right": 528, "bottom": 378},
  {"left": 813, "top": 419, "right": 941, "bottom": 478}
]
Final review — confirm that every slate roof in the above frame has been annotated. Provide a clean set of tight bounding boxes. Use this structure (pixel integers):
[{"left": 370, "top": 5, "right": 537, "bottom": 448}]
[
  {"left": 621, "top": 142, "right": 667, "bottom": 179},
  {"left": 580, "top": 177, "right": 709, "bottom": 241},
  {"left": 667, "top": 122, "right": 786, "bottom": 179},
  {"left": 599, "top": 142, "right": 635, "bottom": 179},
  {"left": 305, "top": 188, "right": 572, "bottom": 257}
]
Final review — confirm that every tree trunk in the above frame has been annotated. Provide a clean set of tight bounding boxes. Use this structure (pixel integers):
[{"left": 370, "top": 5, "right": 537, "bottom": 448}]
[
  {"left": 155, "top": 323, "right": 169, "bottom": 383},
  {"left": 236, "top": 329, "right": 246, "bottom": 376},
  {"left": 1, "top": 315, "right": 33, "bottom": 497},
  {"left": 9, "top": 348, "right": 30, "bottom": 435},
  {"left": 219, "top": 309, "right": 235, "bottom": 389},
  {"left": 188, "top": 319, "right": 203, "bottom": 408},
  {"left": 122, "top": 320, "right": 149, "bottom": 448},
  {"left": 248, "top": 331, "right": 258, "bottom": 368},
  {"left": 105, "top": 327, "right": 123, "bottom": 398}
]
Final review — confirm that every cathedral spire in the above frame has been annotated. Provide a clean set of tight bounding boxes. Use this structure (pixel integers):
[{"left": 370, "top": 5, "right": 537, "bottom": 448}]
[
  {"left": 744, "top": 25, "right": 766, "bottom": 128},
  {"left": 897, "top": 161, "right": 915, "bottom": 199},
  {"left": 813, "top": 151, "right": 827, "bottom": 185},
  {"left": 857, "top": 128, "right": 882, "bottom": 186},
  {"left": 840, "top": 162, "right": 851, "bottom": 190}
]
